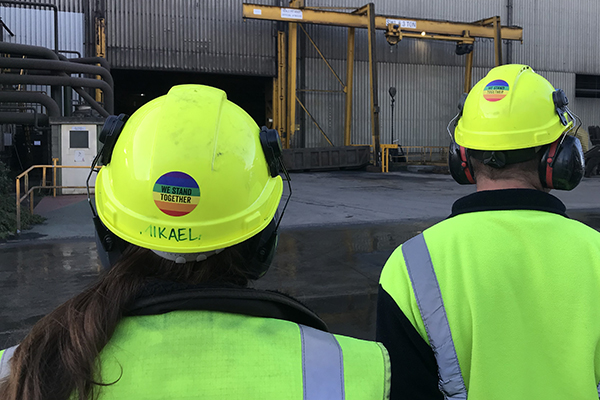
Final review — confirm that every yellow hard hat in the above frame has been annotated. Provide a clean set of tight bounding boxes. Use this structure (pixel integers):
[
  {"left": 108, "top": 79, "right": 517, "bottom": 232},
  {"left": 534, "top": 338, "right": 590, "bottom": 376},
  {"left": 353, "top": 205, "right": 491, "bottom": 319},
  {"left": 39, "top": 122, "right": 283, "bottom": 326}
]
[
  {"left": 455, "top": 64, "right": 572, "bottom": 151},
  {"left": 95, "top": 85, "right": 283, "bottom": 253}
]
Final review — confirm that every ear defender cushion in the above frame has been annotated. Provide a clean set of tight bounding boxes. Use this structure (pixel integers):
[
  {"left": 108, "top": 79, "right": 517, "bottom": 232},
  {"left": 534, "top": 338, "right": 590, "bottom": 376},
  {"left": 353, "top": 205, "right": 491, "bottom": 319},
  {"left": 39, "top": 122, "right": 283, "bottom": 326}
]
[
  {"left": 245, "top": 217, "right": 279, "bottom": 280},
  {"left": 449, "top": 141, "right": 475, "bottom": 184},
  {"left": 539, "top": 135, "right": 584, "bottom": 191},
  {"left": 93, "top": 216, "right": 129, "bottom": 270}
]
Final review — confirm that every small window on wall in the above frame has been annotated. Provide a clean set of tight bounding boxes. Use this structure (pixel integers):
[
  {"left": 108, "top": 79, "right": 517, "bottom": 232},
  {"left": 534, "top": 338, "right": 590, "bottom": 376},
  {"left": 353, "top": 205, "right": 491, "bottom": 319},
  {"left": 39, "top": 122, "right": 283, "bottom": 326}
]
[
  {"left": 575, "top": 75, "right": 600, "bottom": 98},
  {"left": 69, "top": 130, "right": 89, "bottom": 148}
]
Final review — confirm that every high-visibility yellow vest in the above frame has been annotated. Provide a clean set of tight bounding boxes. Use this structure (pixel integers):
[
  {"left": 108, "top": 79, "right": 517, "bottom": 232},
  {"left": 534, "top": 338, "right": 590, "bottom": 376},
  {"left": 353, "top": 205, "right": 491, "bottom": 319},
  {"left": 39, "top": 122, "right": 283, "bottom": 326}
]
[
  {"left": 381, "top": 208, "right": 600, "bottom": 399},
  {"left": 1, "top": 310, "right": 391, "bottom": 399}
]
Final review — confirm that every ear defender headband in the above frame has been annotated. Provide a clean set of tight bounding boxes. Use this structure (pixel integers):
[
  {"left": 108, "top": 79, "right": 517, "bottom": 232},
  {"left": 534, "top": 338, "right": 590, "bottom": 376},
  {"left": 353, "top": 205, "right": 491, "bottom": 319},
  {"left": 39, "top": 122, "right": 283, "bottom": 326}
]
[
  {"left": 447, "top": 94, "right": 475, "bottom": 184},
  {"left": 86, "top": 113, "right": 131, "bottom": 269},
  {"left": 249, "top": 126, "right": 291, "bottom": 279},
  {"left": 88, "top": 119, "right": 292, "bottom": 274},
  {"left": 537, "top": 90, "right": 584, "bottom": 190},
  {"left": 448, "top": 89, "right": 584, "bottom": 190},
  {"left": 98, "top": 114, "right": 129, "bottom": 165}
]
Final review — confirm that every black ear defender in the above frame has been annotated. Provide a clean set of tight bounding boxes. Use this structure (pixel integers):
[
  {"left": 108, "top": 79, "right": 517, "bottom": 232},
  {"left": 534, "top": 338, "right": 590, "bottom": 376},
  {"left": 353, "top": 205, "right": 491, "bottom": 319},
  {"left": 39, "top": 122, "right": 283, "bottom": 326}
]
[
  {"left": 539, "top": 135, "right": 584, "bottom": 190},
  {"left": 259, "top": 126, "right": 284, "bottom": 177},
  {"left": 93, "top": 215, "right": 129, "bottom": 270},
  {"left": 448, "top": 88, "right": 585, "bottom": 190},
  {"left": 99, "top": 114, "right": 129, "bottom": 165},
  {"left": 538, "top": 91, "right": 585, "bottom": 190},
  {"left": 245, "top": 216, "right": 279, "bottom": 280},
  {"left": 88, "top": 113, "right": 130, "bottom": 269},
  {"left": 246, "top": 127, "right": 292, "bottom": 279},
  {"left": 448, "top": 141, "right": 475, "bottom": 184},
  {"left": 447, "top": 93, "right": 476, "bottom": 184},
  {"left": 537, "top": 89, "right": 584, "bottom": 191}
]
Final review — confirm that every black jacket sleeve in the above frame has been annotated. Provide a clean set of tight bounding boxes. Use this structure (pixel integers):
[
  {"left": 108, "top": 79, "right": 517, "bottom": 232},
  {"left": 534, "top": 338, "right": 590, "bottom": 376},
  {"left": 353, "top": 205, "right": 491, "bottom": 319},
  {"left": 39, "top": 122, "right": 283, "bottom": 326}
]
[{"left": 376, "top": 285, "right": 443, "bottom": 400}]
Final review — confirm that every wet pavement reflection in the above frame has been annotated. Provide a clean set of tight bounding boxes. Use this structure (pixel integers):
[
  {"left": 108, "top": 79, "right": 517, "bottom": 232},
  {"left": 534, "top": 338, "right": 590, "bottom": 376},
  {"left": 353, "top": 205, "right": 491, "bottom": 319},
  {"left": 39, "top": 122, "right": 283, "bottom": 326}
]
[{"left": 2, "top": 213, "right": 599, "bottom": 348}]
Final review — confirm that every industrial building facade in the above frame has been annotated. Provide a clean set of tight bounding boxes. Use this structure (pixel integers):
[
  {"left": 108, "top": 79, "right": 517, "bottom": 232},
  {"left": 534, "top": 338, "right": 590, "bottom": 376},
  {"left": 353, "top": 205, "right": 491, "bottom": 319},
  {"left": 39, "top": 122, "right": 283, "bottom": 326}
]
[{"left": 1, "top": 0, "right": 599, "bottom": 165}]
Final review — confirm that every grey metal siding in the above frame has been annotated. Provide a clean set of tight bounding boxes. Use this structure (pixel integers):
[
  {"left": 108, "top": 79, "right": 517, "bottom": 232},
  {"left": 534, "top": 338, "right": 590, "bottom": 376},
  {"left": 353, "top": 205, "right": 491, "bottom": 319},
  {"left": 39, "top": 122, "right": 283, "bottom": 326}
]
[
  {"left": 0, "top": 5, "right": 84, "bottom": 54},
  {"left": 2, "top": 0, "right": 84, "bottom": 13},
  {"left": 2, "top": 0, "right": 599, "bottom": 147},
  {"left": 0, "top": 5, "right": 85, "bottom": 111},
  {"left": 106, "top": 0, "right": 276, "bottom": 75},
  {"left": 303, "top": 64, "right": 599, "bottom": 150},
  {"left": 512, "top": 1, "right": 600, "bottom": 74},
  {"left": 303, "top": 59, "right": 488, "bottom": 149}
]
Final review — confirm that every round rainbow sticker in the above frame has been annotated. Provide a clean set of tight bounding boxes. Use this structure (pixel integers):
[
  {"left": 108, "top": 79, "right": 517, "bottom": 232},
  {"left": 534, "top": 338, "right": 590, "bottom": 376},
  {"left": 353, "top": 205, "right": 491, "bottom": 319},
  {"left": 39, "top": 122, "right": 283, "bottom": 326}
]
[
  {"left": 152, "top": 172, "right": 200, "bottom": 217},
  {"left": 483, "top": 79, "right": 509, "bottom": 102}
]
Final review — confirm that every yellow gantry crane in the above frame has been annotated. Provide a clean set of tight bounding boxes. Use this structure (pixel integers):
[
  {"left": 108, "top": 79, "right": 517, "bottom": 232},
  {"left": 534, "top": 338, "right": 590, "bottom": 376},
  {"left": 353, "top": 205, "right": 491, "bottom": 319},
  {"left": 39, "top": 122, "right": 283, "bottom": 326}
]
[{"left": 243, "top": 2, "right": 523, "bottom": 167}]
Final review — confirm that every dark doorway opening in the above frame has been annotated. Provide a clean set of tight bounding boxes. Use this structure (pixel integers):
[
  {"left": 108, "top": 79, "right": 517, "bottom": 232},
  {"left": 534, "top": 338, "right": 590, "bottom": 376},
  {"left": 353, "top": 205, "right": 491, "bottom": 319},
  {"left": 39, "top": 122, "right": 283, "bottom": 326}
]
[{"left": 112, "top": 70, "right": 271, "bottom": 126}]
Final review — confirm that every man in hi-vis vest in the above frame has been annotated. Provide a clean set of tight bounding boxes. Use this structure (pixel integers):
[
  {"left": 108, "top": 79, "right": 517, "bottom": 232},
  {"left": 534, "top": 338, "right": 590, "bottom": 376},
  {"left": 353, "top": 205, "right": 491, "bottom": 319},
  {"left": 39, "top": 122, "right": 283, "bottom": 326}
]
[{"left": 377, "top": 64, "right": 600, "bottom": 399}]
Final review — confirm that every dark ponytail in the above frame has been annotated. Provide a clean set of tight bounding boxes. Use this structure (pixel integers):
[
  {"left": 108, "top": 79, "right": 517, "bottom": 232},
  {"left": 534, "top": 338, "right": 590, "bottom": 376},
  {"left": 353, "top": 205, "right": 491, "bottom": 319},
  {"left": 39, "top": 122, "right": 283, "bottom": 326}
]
[{"left": 0, "top": 243, "right": 253, "bottom": 400}]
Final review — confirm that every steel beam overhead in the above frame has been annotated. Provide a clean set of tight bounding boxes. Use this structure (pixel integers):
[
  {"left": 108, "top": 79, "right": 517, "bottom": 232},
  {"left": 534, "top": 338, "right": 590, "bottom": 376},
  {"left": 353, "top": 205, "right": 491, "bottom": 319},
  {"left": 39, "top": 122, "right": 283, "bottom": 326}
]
[{"left": 243, "top": 4, "right": 523, "bottom": 41}]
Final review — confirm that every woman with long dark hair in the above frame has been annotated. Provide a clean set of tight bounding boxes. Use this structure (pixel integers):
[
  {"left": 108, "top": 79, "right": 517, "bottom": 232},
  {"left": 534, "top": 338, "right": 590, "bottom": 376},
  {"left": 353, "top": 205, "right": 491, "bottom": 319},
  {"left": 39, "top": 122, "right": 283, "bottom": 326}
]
[{"left": 0, "top": 85, "right": 390, "bottom": 400}]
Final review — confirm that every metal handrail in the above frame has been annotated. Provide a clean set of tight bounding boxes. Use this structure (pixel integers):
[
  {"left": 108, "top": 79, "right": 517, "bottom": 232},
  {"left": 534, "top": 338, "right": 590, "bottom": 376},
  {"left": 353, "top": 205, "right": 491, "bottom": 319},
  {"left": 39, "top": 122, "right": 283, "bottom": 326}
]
[
  {"left": 401, "top": 146, "right": 448, "bottom": 164},
  {"left": 14, "top": 158, "right": 100, "bottom": 232},
  {"left": 381, "top": 145, "right": 449, "bottom": 172}
]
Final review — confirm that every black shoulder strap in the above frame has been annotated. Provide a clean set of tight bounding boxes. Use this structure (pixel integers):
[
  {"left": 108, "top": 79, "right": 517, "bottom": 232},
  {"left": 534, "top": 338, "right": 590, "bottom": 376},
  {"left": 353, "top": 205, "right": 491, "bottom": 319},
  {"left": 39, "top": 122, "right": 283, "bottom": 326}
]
[{"left": 125, "top": 287, "right": 329, "bottom": 332}]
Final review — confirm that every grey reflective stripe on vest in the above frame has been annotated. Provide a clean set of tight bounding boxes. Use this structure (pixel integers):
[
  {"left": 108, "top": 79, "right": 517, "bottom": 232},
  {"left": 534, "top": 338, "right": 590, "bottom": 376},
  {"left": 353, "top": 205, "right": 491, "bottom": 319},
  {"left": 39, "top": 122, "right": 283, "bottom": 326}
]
[
  {"left": 597, "top": 380, "right": 600, "bottom": 398},
  {"left": 0, "top": 345, "right": 18, "bottom": 380},
  {"left": 299, "top": 324, "right": 345, "bottom": 400},
  {"left": 402, "top": 234, "right": 467, "bottom": 399}
]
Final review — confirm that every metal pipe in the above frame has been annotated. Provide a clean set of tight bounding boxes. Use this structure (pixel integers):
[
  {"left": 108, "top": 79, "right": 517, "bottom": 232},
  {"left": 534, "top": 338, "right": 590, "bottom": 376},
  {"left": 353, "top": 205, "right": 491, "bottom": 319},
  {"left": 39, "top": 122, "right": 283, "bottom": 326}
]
[
  {"left": 0, "top": 90, "right": 60, "bottom": 116},
  {"left": 287, "top": 21, "right": 298, "bottom": 148},
  {"left": 0, "top": 42, "right": 111, "bottom": 114},
  {"left": 506, "top": 0, "right": 513, "bottom": 64},
  {"left": 367, "top": 3, "right": 381, "bottom": 166},
  {"left": 0, "top": 112, "right": 48, "bottom": 125},
  {"left": 53, "top": 157, "right": 57, "bottom": 197},
  {"left": 0, "top": 105, "right": 40, "bottom": 127},
  {"left": 277, "top": 31, "right": 287, "bottom": 147},
  {"left": 0, "top": 1, "right": 58, "bottom": 53},
  {"left": 493, "top": 16, "right": 503, "bottom": 66},
  {"left": 15, "top": 176, "right": 20, "bottom": 232},
  {"left": 0, "top": 41, "right": 58, "bottom": 59},
  {"left": 0, "top": 57, "right": 114, "bottom": 87},
  {"left": 0, "top": 73, "right": 114, "bottom": 113},
  {"left": 59, "top": 55, "right": 110, "bottom": 71},
  {"left": 58, "top": 50, "right": 82, "bottom": 58},
  {"left": 344, "top": 27, "right": 355, "bottom": 146},
  {"left": 72, "top": 86, "right": 109, "bottom": 117},
  {"left": 464, "top": 47, "right": 474, "bottom": 93}
]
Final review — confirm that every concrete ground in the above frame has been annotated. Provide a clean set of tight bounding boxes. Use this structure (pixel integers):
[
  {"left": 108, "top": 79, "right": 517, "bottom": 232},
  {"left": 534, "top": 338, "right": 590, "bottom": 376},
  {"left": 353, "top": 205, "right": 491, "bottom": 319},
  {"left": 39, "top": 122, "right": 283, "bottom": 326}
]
[
  {"left": 13, "top": 170, "right": 600, "bottom": 240},
  {"left": 1, "top": 170, "right": 600, "bottom": 347}
]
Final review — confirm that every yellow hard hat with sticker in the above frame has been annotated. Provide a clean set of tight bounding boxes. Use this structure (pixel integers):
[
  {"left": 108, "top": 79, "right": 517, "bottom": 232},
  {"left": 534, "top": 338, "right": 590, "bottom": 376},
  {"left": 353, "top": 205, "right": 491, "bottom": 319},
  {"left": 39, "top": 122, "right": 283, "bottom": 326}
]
[
  {"left": 455, "top": 64, "right": 572, "bottom": 151},
  {"left": 95, "top": 85, "right": 283, "bottom": 253}
]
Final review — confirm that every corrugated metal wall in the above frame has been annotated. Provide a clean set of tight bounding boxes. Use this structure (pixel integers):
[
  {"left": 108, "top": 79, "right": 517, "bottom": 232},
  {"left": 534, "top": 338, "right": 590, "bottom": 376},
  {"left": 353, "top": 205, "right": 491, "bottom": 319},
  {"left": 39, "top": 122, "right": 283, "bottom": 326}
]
[
  {"left": 1, "top": 0, "right": 599, "bottom": 147},
  {"left": 0, "top": 5, "right": 85, "bottom": 111},
  {"left": 299, "top": 0, "right": 600, "bottom": 148},
  {"left": 298, "top": 0, "right": 503, "bottom": 148},
  {"left": 512, "top": 1, "right": 600, "bottom": 74},
  {"left": 8, "top": 0, "right": 84, "bottom": 13},
  {"left": 302, "top": 60, "right": 489, "bottom": 148},
  {"left": 0, "top": 6, "right": 84, "bottom": 54},
  {"left": 106, "top": 0, "right": 277, "bottom": 75}
]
